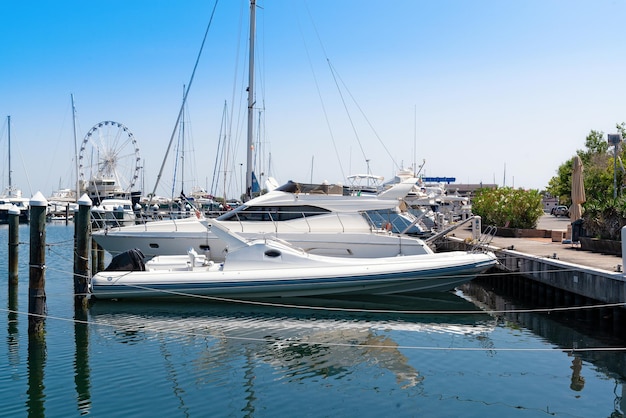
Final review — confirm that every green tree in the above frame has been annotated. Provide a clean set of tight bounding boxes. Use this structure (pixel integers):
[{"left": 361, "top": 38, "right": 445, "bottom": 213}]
[
  {"left": 546, "top": 123, "right": 626, "bottom": 240},
  {"left": 546, "top": 160, "right": 573, "bottom": 205},
  {"left": 546, "top": 129, "right": 618, "bottom": 206},
  {"left": 584, "top": 129, "right": 608, "bottom": 155},
  {"left": 472, "top": 187, "right": 544, "bottom": 229}
]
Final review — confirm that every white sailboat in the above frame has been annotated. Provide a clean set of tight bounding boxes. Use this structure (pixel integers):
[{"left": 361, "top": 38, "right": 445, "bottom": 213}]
[
  {"left": 0, "top": 115, "right": 29, "bottom": 224},
  {"left": 47, "top": 94, "right": 81, "bottom": 221}
]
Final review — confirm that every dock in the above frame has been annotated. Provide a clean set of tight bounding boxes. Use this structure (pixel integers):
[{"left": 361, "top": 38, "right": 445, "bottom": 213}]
[
  {"left": 448, "top": 216, "right": 624, "bottom": 273},
  {"left": 440, "top": 214, "right": 626, "bottom": 332}
]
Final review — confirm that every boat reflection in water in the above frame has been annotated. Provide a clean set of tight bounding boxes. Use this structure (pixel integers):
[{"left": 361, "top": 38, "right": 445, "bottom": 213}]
[
  {"left": 8, "top": 268, "right": 626, "bottom": 417},
  {"left": 88, "top": 292, "right": 496, "bottom": 390}
]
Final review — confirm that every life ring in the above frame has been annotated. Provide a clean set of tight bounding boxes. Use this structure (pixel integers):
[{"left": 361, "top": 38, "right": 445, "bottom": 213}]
[{"left": 195, "top": 209, "right": 201, "bottom": 219}]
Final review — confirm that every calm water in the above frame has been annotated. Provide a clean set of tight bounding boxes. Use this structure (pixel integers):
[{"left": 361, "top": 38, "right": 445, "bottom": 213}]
[{"left": 1, "top": 224, "right": 626, "bottom": 417}]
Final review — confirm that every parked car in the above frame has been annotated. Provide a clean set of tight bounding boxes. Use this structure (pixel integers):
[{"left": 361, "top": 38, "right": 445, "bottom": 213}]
[{"left": 552, "top": 205, "right": 569, "bottom": 217}]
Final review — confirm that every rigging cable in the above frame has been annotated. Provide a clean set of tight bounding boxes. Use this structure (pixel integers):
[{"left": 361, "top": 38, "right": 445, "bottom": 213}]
[
  {"left": 301, "top": 1, "right": 400, "bottom": 177},
  {"left": 298, "top": 2, "right": 347, "bottom": 180},
  {"left": 327, "top": 60, "right": 400, "bottom": 172},
  {"left": 148, "top": 0, "right": 220, "bottom": 207}
]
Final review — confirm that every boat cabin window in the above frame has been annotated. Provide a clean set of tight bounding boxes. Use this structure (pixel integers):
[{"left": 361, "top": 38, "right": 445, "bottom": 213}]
[{"left": 217, "top": 205, "right": 330, "bottom": 222}]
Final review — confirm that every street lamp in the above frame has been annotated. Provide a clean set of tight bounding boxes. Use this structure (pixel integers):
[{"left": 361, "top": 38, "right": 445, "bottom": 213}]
[{"left": 608, "top": 133, "right": 622, "bottom": 198}]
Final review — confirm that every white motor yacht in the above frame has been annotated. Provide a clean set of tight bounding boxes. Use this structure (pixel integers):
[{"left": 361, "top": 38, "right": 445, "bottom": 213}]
[{"left": 92, "top": 178, "right": 432, "bottom": 261}]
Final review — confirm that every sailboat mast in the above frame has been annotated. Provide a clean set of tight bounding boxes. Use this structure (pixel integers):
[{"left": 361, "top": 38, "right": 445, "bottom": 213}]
[
  {"left": 7, "top": 115, "right": 12, "bottom": 194},
  {"left": 71, "top": 94, "right": 79, "bottom": 199},
  {"left": 180, "top": 84, "right": 186, "bottom": 198},
  {"left": 245, "top": 0, "right": 256, "bottom": 200},
  {"left": 413, "top": 104, "right": 417, "bottom": 175}
]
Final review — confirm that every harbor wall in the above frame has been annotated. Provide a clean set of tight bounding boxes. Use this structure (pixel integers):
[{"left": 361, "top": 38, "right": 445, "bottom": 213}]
[{"left": 441, "top": 237, "right": 626, "bottom": 305}]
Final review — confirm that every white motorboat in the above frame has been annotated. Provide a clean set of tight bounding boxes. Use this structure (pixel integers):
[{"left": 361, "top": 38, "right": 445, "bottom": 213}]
[
  {"left": 47, "top": 188, "right": 78, "bottom": 221},
  {"left": 89, "top": 221, "right": 497, "bottom": 299},
  {"left": 92, "top": 178, "right": 434, "bottom": 261},
  {"left": 91, "top": 198, "right": 137, "bottom": 229},
  {"left": 0, "top": 193, "right": 29, "bottom": 224}
]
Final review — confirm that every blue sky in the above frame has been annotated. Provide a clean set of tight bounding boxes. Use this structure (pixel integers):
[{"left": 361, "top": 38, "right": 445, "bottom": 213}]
[{"left": 1, "top": 0, "right": 626, "bottom": 200}]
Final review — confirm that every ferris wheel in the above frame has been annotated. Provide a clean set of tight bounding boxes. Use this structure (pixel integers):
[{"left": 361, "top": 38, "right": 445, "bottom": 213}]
[{"left": 78, "top": 121, "right": 141, "bottom": 193}]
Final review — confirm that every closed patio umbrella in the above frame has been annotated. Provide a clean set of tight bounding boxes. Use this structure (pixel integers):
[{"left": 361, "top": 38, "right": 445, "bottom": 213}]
[{"left": 569, "top": 155, "right": 585, "bottom": 222}]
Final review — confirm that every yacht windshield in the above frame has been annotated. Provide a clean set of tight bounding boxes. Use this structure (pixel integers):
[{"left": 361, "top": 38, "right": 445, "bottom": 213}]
[{"left": 363, "top": 210, "right": 425, "bottom": 235}]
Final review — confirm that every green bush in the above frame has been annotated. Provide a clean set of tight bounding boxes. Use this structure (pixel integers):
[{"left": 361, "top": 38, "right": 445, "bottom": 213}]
[
  {"left": 582, "top": 195, "right": 626, "bottom": 240},
  {"left": 472, "top": 187, "right": 544, "bottom": 229}
]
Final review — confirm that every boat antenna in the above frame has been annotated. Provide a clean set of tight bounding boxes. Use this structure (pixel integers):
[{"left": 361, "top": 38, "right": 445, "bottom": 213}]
[
  {"left": 415, "top": 159, "right": 426, "bottom": 177},
  {"left": 148, "top": 0, "right": 219, "bottom": 207}
]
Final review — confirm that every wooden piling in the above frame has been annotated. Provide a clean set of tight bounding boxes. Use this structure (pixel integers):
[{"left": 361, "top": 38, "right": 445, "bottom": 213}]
[
  {"left": 27, "top": 333, "right": 46, "bottom": 416},
  {"left": 28, "top": 192, "right": 48, "bottom": 337},
  {"left": 8, "top": 205, "right": 20, "bottom": 286},
  {"left": 89, "top": 239, "right": 106, "bottom": 274},
  {"left": 97, "top": 243, "right": 105, "bottom": 272},
  {"left": 73, "top": 307, "right": 91, "bottom": 412},
  {"left": 74, "top": 194, "right": 92, "bottom": 309},
  {"left": 91, "top": 238, "right": 98, "bottom": 277}
]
